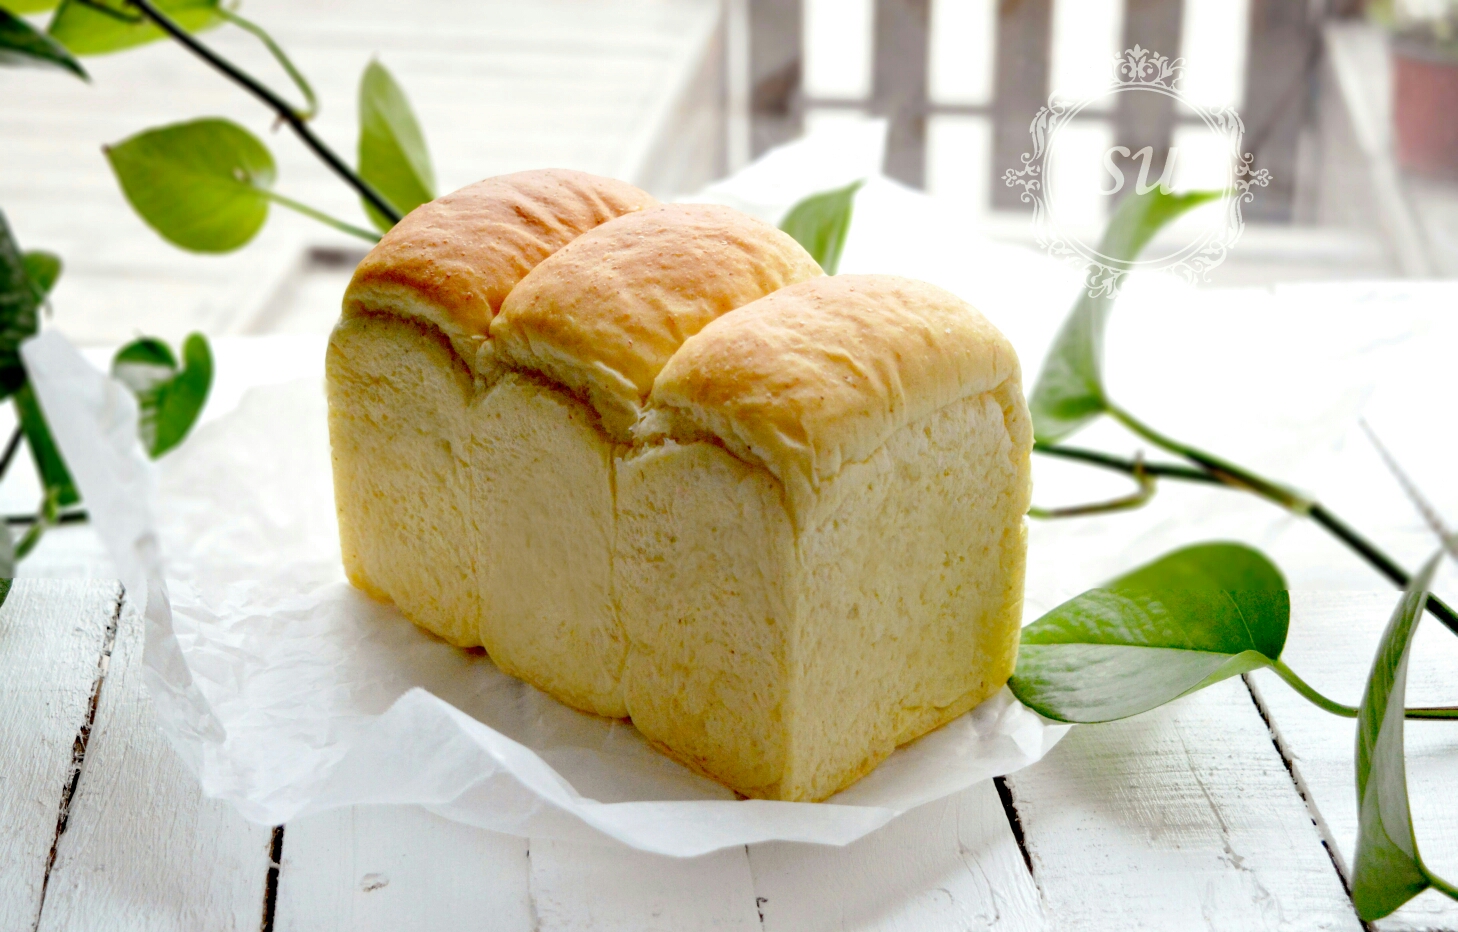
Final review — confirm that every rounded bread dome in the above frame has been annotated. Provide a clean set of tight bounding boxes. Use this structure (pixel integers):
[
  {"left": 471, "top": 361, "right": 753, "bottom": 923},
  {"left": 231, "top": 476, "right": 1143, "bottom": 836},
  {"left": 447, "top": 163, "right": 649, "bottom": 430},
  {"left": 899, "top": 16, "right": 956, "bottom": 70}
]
[
  {"left": 344, "top": 169, "right": 657, "bottom": 362},
  {"left": 639, "top": 273, "right": 1021, "bottom": 498},
  {"left": 491, "top": 202, "right": 824, "bottom": 438}
]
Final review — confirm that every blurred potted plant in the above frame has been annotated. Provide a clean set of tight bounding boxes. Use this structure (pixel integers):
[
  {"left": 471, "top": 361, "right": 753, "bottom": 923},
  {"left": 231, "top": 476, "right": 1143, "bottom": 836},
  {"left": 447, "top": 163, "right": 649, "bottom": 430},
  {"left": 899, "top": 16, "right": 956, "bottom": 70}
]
[{"left": 1373, "top": 0, "right": 1458, "bottom": 178}]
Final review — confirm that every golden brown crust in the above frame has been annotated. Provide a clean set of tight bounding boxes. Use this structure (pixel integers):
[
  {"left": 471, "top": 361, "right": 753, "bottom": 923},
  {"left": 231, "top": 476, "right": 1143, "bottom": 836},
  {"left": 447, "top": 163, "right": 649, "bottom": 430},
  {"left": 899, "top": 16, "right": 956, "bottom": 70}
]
[
  {"left": 490, "top": 203, "right": 822, "bottom": 439},
  {"left": 639, "top": 275, "right": 1021, "bottom": 501},
  {"left": 344, "top": 169, "right": 656, "bottom": 348}
]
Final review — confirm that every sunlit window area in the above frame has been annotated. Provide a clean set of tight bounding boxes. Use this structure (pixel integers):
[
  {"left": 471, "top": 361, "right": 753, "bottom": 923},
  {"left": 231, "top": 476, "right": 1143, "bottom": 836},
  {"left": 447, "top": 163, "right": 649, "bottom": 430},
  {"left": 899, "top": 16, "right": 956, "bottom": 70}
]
[{"left": 750, "top": 0, "right": 1434, "bottom": 282}]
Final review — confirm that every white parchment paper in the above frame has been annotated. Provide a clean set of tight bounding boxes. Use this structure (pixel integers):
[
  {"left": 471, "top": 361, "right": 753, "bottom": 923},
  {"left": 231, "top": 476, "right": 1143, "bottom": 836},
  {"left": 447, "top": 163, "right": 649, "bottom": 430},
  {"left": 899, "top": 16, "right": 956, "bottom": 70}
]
[
  {"left": 11, "top": 124, "right": 1092, "bottom": 856},
  {"left": 18, "top": 342, "right": 1067, "bottom": 855}
]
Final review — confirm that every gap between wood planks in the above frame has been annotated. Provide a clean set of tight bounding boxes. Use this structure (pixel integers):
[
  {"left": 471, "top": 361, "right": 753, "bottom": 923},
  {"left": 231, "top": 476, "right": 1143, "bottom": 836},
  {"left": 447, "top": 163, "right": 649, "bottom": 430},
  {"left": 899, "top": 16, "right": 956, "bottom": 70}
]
[
  {"left": 993, "top": 776, "right": 1037, "bottom": 881},
  {"left": 261, "top": 825, "right": 286, "bottom": 932},
  {"left": 1241, "top": 673, "right": 1366, "bottom": 919},
  {"left": 30, "top": 586, "right": 122, "bottom": 932},
  {"left": 23, "top": 585, "right": 289, "bottom": 932}
]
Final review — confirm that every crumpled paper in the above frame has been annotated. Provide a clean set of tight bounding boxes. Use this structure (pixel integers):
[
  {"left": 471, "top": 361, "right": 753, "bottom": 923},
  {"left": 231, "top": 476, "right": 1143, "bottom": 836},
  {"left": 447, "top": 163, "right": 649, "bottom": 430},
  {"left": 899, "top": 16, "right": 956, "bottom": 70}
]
[{"left": 16, "top": 125, "right": 1079, "bottom": 856}]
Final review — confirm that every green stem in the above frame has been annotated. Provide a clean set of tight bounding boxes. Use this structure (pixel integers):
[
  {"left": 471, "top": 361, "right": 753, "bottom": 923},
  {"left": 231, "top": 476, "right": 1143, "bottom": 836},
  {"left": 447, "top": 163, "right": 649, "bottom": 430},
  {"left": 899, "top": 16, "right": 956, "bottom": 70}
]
[
  {"left": 14, "top": 522, "right": 45, "bottom": 560},
  {"left": 1106, "top": 403, "right": 1312, "bottom": 512},
  {"left": 121, "top": 0, "right": 403, "bottom": 224},
  {"left": 217, "top": 8, "right": 317, "bottom": 120},
  {"left": 1029, "top": 454, "right": 1157, "bottom": 519},
  {"left": 1270, "top": 660, "right": 1458, "bottom": 720},
  {"left": 1427, "top": 870, "right": 1458, "bottom": 901},
  {"left": 14, "top": 488, "right": 60, "bottom": 561},
  {"left": 1408, "top": 707, "right": 1458, "bottom": 720},
  {"left": 1098, "top": 403, "right": 1458, "bottom": 639},
  {"left": 1034, "top": 442, "right": 1221, "bottom": 485},
  {"left": 6, "top": 509, "right": 87, "bottom": 527},
  {"left": 262, "top": 192, "right": 380, "bottom": 243},
  {"left": 1271, "top": 659, "right": 1359, "bottom": 717}
]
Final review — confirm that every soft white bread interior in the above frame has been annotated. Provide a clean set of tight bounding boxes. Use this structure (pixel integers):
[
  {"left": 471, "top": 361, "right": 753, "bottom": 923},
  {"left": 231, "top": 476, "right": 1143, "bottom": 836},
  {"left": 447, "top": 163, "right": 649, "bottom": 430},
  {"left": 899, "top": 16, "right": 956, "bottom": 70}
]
[
  {"left": 476, "top": 203, "right": 822, "bottom": 716},
  {"left": 620, "top": 275, "right": 1032, "bottom": 801},
  {"left": 327, "top": 312, "right": 476, "bottom": 644},
  {"left": 327, "top": 169, "right": 656, "bottom": 646}
]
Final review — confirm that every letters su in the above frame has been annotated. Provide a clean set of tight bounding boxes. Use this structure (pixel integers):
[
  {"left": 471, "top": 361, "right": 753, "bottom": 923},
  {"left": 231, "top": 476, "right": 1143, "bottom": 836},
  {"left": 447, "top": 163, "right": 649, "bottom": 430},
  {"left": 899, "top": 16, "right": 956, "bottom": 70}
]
[{"left": 1101, "top": 146, "right": 1179, "bottom": 196}]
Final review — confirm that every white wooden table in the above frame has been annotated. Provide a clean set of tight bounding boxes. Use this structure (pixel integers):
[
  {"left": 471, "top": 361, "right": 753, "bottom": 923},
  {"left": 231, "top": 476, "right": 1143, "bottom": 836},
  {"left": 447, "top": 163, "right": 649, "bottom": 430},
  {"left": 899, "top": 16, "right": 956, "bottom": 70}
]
[{"left": 5, "top": 570, "right": 1457, "bottom": 930}]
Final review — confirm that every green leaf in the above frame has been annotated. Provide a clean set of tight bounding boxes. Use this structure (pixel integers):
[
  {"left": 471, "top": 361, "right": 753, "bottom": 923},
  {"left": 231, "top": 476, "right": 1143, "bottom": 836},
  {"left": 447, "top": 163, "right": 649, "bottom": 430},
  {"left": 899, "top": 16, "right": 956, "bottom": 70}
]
[
  {"left": 357, "top": 59, "right": 434, "bottom": 231},
  {"left": 105, "top": 118, "right": 276, "bottom": 253},
  {"left": 22, "top": 250, "right": 60, "bottom": 300},
  {"left": 112, "top": 332, "right": 212, "bottom": 457},
  {"left": 779, "top": 179, "right": 862, "bottom": 275},
  {"left": 47, "top": 0, "right": 218, "bottom": 56},
  {"left": 1029, "top": 188, "right": 1224, "bottom": 443},
  {"left": 12, "top": 381, "right": 78, "bottom": 506},
  {"left": 0, "top": 7, "right": 85, "bottom": 77},
  {"left": 113, "top": 334, "right": 176, "bottom": 370},
  {"left": 0, "top": 578, "right": 13, "bottom": 608},
  {"left": 0, "top": 1, "right": 60, "bottom": 13},
  {"left": 1351, "top": 553, "right": 1458, "bottom": 919},
  {"left": 1009, "top": 542, "right": 1289, "bottom": 723},
  {"left": 0, "top": 211, "right": 40, "bottom": 400}
]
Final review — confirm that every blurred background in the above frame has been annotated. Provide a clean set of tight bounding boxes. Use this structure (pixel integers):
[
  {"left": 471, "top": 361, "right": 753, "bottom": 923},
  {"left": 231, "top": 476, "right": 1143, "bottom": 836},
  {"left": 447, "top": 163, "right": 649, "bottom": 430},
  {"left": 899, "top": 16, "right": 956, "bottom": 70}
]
[{"left": 1, "top": 0, "right": 1454, "bottom": 347}]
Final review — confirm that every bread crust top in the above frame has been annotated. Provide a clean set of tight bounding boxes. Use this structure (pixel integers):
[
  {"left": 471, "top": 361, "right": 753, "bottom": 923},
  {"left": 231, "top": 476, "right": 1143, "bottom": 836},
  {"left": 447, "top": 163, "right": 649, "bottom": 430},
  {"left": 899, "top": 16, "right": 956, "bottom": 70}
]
[
  {"left": 638, "top": 274, "right": 1022, "bottom": 501},
  {"left": 338, "top": 177, "right": 1025, "bottom": 498},
  {"left": 343, "top": 169, "right": 656, "bottom": 361},
  {"left": 490, "top": 203, "right": 822, "bottom": 439}
]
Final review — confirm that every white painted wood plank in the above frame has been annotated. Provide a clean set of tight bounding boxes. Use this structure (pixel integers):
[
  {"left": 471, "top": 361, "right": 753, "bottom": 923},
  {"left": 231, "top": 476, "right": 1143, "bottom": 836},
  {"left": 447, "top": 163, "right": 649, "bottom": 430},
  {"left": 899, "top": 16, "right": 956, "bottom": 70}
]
[
  {"left": 1004, "top": 678, "right": 1363, "bottom": 932},
  {"left": 0, "top": 580, "right": 118, "bottom": 932},
  {"left": 529, "top": 837, "right": 760, "bottom": 932},
  {"left": 275, "top": 805, "right": 533, "bottom": 932},
  {"left": 35, "top": 592, "right": 275, "bottom": 932},
  {"left": 748, "top": 779, "right": 1046, "bottom": 932},
  {"left": 1248, "top": 590, "right": 1458, "bottom": 932}
]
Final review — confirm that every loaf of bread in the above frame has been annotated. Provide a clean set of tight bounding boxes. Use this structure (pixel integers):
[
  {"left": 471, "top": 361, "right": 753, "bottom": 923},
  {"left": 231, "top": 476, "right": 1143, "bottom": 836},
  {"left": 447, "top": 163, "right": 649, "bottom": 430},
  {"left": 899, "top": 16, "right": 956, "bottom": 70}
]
[
  {"left": 327, "top": 170, "right": 1032, "bottom": 802},
  {"left": 329, "top": 169, "right": 658, "bottom": 648}
]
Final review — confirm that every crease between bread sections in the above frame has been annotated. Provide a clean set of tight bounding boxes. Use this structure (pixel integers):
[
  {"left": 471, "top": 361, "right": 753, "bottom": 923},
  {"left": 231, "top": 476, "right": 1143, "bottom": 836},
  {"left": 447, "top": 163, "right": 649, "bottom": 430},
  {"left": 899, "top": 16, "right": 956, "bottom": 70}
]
[{"left": 326, "top": 168, "right": 1032, "bottom": 803}]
